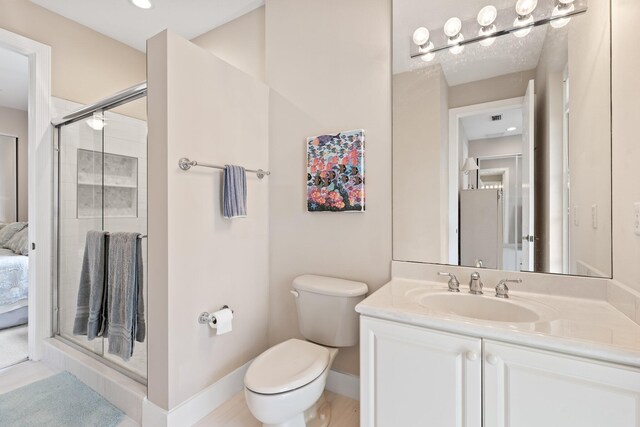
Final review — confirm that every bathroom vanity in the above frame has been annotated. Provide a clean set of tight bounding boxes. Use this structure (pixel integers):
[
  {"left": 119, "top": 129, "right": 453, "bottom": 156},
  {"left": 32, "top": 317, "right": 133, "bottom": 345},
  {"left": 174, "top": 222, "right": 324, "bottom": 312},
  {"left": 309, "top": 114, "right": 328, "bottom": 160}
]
[{"left": 356, "top": 277, "right": 640, "bottom": 427}]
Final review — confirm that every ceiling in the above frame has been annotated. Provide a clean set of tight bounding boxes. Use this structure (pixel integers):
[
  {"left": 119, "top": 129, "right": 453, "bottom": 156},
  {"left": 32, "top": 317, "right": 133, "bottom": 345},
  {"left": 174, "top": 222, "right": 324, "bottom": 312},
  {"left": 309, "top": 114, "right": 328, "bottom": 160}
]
[
  {"left": 393, "top": 0, "right": 578, "bottom": 85},
  {"left": 0, "top": 46, "right": 29, "bottom": 111},
  {"left": 461, "top": 106, "right": 522, "bottom": 141},
  {"left": 30, "top": 0, "right": 265, "bottom": 52}
]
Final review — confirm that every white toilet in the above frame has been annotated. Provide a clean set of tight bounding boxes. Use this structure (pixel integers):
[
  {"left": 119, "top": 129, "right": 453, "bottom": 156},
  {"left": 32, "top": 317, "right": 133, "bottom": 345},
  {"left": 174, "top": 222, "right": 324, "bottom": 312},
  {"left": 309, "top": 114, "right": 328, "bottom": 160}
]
[{"left": 244, "top": 274, "right": 368, "bottom": 427}]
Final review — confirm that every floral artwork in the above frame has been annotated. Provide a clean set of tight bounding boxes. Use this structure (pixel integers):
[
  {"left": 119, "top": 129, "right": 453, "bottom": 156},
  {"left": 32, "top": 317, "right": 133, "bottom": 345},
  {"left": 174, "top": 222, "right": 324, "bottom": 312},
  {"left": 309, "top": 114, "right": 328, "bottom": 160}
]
[{"left": 307, "top": 130, "right": 365, "bottom": 212}]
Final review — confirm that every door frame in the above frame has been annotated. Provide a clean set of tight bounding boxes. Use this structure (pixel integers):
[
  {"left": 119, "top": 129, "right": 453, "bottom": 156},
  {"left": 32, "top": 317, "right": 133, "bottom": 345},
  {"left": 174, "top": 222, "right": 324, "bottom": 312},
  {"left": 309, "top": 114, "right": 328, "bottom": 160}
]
[
  {"left": 0, "top": 28, "right": 52, "bottom": 361},
  {"left": 447, "top": 97, "right": 523, "bottom": 265}
]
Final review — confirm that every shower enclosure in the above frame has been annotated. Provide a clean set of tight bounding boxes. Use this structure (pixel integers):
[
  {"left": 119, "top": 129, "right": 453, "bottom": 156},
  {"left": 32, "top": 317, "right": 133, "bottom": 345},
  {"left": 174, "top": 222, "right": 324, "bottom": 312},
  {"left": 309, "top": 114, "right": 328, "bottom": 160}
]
[{"left": 52, "top": 84, "right": 148, "bottom": 383}]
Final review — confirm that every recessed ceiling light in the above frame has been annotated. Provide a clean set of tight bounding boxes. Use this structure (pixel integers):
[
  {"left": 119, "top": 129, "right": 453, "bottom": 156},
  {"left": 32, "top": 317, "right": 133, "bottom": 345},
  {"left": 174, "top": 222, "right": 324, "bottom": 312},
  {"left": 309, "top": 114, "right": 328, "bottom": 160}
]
[
  {"left": 131, "top": 0, "right": 152, "bottom": 9},
  {"left": 507, "top": 126, "right": 517, "bottom": 132}
]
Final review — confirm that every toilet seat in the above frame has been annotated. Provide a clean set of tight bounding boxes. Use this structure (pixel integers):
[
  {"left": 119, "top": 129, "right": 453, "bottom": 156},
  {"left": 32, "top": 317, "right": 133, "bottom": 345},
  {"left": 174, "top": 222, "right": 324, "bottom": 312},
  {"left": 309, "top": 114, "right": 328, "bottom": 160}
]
[{"left": 245, "top": 339, "right": 330, "bottom": 394}]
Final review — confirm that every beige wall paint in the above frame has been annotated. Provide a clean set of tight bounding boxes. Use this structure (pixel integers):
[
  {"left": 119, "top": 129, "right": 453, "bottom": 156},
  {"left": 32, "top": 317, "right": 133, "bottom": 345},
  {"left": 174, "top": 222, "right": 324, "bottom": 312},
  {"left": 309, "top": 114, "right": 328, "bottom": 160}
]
[
  {"left": 0, "top": 0, "right": 145, "bottom": 118},
  {"left": 613, "top": 0, "right": 640, "bottom": 292},
  {"left": 148, "top": 30, "right": 269, "bottom": 410},
  {"left": 534, "top": 28, "right": 567, "bottom": 273},
  {"left": 265, "top": 0, "right": 392, "bottom": 376},
  {"left": 448, "top": 70, "right": 535, "bottom": 109},
  {"left": 0, "top": 106, "right": 27, "bottom": 221},
  {"left": 568, "top": 0, "right": 612, "bottom": 277},
  {"left": 393, "top": 66, "right": 448, "bottom": 263},
  {"left": 191, "top": 6, "right": 265, "bottom": 82}
]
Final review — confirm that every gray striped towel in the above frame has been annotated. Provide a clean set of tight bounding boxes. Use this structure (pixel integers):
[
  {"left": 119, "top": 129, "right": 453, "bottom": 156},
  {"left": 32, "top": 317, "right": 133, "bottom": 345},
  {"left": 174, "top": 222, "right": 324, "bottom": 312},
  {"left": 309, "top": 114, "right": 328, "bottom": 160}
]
[{"left": 223, "top": 165, "right": 247, "bottom": 218}]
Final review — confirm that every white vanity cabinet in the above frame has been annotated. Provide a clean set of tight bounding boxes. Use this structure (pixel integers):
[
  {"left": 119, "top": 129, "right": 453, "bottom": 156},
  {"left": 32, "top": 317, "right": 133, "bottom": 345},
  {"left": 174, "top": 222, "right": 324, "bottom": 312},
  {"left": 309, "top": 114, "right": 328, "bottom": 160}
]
[
  {"left": 483, "top": 340, "right": 640, "bottom": 427},
  {"left": 360, "top": 317, "right": 482, "bottom": 427},
  {"left": 360, "top": 316, "right": 640, "bottom": 427}
]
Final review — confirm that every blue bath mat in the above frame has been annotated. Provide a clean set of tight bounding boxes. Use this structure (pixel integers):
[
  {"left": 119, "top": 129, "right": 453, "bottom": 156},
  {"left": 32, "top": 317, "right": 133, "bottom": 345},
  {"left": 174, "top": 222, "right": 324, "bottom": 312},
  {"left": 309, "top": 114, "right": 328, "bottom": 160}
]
[{"left": 0, "top": 372, "right": 124, "bottom": 427}]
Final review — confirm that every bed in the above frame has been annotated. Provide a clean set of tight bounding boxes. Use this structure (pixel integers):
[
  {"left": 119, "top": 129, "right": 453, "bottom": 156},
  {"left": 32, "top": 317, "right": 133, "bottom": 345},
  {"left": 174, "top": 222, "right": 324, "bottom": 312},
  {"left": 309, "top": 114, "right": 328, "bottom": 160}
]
[{"left": 0, "top": 247, "right": 29, "bottom": 329}]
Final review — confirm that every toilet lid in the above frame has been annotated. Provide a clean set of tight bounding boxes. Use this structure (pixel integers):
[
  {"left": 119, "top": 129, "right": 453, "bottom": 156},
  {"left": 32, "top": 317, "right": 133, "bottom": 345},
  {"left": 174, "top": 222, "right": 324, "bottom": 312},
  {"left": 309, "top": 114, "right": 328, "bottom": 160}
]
[{"left": 245, "top": 339, "right": 330, "bottom": 394}]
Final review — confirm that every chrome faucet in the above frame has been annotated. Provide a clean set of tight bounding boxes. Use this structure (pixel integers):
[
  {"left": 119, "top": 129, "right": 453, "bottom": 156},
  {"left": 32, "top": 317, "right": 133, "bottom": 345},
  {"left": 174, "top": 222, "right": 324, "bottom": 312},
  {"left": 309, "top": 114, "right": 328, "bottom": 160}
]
[
  {"left": 469, "top": 272, "right": 483, "bottom": 295},
  {"left": 438, "top": 272, "right": 460, "bottom": 292},
  {"left": 495, "top": 279, "right": 522, "bottom": 299}
]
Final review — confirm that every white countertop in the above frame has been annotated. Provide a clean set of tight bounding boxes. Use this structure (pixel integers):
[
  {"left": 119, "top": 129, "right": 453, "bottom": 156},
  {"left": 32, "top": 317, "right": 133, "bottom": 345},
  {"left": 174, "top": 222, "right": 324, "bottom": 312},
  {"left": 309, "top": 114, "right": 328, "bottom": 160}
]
[{"left": 356, "top": 278, "right": 640, "bottom": 368}]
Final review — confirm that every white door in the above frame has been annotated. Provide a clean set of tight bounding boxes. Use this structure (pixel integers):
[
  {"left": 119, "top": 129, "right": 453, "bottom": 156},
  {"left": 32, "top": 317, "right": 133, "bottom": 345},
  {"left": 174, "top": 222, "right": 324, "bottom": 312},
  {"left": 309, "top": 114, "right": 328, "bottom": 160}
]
[
  {"left": 460, "top": 189, "right": 503, "bottom": 269},
  {"left": 360, "top": 317, "right": 481, "bottom": 427},
  {"left": 521, "top": 80, "right": 535, "bottom": 271},
  {"left": 484, "top": 340, "right": 640, "bottom": 427}
]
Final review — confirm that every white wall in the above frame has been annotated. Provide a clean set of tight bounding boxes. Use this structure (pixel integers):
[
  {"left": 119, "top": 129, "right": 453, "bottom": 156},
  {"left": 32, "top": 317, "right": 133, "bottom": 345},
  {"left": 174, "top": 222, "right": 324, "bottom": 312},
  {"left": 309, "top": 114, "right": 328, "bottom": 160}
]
[
  {"left": 191, "top": 6, "right": 265, "bottom": 82},
  {"left": 0, "top": 0, "right": 146, "bottom": 119},
  {"left": 448, "top": 70, "right": 535, "bottom": 109},
  {"left": 265, "top": 0, "right": 392, "bottom": 376},
  {"left": 393, "top": 65, "right": 448, "bottom": 263},
  {"left": 534, "top": 25, "right": 568, "bottom": 273},
  {"left": 612, "top": 0, "right": 640, "bottom": 292},
  {"left": 147, "top": 30, "right": 269, "bottom": 410},
  {"left": 568, "top": 0, "right": 612, "bottom": 277},
  {"left": 0, "top": 105, "right": 27, "bottom": 221}
]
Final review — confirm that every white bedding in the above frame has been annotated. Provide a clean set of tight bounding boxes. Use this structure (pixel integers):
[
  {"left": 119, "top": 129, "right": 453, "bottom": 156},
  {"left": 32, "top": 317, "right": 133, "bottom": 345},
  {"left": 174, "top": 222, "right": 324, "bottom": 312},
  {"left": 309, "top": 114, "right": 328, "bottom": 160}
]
[{"left": 0, "top": 248, "right": 29, "bottom": 313}]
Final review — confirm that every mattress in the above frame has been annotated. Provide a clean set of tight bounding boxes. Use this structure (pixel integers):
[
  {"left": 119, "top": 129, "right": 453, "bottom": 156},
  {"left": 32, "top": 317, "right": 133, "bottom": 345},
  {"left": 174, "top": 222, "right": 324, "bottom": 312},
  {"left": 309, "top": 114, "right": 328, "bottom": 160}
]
[{"left": 0, "top": 248, "right": 29, "bottom": 313}]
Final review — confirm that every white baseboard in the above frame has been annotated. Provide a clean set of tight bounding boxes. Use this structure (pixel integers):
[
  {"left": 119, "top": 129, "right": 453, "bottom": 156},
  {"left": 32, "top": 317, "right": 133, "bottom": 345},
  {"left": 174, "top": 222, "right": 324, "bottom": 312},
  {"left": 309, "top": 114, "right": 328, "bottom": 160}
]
[
  {"left": 326, "top": 370, "right": 360, "bottom": 401},
  {"left": 142, "top": 365, "right": 360, "bottom": 427},
  {"left": 142, "top": 360, "right": 252, "bottom": 427}
]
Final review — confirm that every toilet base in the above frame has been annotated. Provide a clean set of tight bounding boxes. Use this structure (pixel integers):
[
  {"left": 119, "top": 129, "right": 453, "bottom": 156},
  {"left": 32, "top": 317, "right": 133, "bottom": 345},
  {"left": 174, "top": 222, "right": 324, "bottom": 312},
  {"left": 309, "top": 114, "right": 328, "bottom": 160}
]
[{"left": 262, "top": 393, "right": 332, "bottom": 427}]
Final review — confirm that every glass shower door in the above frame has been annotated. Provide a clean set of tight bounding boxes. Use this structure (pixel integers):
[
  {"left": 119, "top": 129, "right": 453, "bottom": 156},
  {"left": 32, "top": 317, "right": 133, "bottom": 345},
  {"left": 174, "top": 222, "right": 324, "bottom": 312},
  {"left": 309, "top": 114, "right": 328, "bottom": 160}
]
[
  {"left": 57, "top": 113, "right": 105, "bottom": 357},
  {"left": 55, "top": 94, "right": 148, "bottom": 382}
]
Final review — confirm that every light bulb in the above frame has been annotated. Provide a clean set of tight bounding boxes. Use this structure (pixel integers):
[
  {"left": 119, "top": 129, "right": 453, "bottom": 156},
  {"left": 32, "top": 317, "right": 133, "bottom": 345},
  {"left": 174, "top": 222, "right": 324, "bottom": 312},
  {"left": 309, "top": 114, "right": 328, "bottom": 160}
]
[
  {"left": 550, "top": 3, "right": 575, "bottom": 28},
  {"left": 448, "top": 34, "right": 465, "bottom": 54},
  {"left": 515, "top": 0, "right": 538, "bottom": 16},
  {"left": 477, "top": 5, "right": 498, "bottom": 27},
  {"left": 479, "top": 25, "right": 497, "bottom": 46},
  {"left": 412, "top": 27, "right": 430, "bottom": 46},
  {"left": 513, "top": 15, "right": 534, "bottom": 37},
  {"left": 86, "top": 113, "right": 106, "bottom": 131},
  {"left": 444, "top": 17, "right": 462, "bottom": 38},
  {"left": 419, "top": 41, "right": 435, "bottom": 62},
  {"left": 507, "top": 126, "right": 517, "bottom": 132},
  {"left": 131, "top": 0, "right": 152, "bottom": 9}
]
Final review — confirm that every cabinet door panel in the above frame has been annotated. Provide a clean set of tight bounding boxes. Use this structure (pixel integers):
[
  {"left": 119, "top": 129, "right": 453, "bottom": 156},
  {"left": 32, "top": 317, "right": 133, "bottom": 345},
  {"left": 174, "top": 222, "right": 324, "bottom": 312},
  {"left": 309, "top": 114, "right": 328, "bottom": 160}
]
[
  {"left": 360, "top": 317, "right": 481, "bottom": 427},
  {"left": 484, "top": 340, "right": 640, "bottom": 427}
]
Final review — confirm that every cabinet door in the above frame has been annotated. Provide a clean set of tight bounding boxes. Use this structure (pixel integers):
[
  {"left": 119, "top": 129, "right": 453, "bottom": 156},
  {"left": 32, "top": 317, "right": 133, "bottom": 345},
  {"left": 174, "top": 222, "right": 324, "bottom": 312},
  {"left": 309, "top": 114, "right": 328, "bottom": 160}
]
[
  {"left": 484, "top": 340, "right": 640, "bottom": 427},
  {"left": 360, "top": 317, "right": 481, "bottom": 427}
]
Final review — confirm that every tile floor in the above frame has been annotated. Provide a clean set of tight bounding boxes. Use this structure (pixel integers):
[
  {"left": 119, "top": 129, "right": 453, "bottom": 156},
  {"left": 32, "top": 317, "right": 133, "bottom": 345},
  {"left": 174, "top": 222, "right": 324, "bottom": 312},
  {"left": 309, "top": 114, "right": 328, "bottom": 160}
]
[
  {"left": 0, "top": 361, "right": 360, "bottom": 427},
  {"left": 195, "top": 390, "right": 359, "bottom": 427}
]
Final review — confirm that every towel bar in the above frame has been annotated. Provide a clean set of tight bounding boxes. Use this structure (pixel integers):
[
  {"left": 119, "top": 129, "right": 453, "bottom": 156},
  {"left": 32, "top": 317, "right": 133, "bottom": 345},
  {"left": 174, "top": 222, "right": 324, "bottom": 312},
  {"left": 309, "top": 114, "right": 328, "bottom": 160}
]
[{"left": 178, "top": 157, "right": 270, "bottom": 179}]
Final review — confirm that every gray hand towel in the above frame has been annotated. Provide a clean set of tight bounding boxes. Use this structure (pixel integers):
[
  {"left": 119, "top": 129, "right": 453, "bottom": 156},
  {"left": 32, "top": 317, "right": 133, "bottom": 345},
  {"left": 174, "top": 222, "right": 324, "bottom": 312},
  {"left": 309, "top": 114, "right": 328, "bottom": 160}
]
[
  {"left": 73, "top": 231, "right": 108, "bottom": 340},
  {"left": 223, "top": 165, "right": 247, "bottom": 218},
  {"left": 103, "top": 232, "right": 145, "bottom": 361}
]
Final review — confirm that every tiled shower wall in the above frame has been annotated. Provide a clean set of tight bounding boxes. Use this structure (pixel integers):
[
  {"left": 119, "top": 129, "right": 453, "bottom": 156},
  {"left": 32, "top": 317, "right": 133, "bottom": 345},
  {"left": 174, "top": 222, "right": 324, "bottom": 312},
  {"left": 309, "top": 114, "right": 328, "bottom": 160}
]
[{"left": 53, "top": 97, "right": 148, "bottom": 379}]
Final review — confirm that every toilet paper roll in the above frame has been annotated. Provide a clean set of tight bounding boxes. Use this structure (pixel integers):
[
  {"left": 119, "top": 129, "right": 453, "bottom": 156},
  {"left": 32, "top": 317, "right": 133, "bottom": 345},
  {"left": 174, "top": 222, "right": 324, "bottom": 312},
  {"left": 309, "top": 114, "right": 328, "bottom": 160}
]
[{"left": 209, "top": 308, "right": 233, "bottom": 335}]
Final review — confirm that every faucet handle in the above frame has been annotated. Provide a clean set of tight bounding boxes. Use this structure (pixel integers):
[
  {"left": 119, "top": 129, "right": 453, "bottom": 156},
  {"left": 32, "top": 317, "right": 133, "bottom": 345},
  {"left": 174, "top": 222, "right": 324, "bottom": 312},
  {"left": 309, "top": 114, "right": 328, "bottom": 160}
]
[
  {"left": 469, "top": 272, "right": 483, "bottom": 295},
  {"left": 495, "top": 279, "right": 522, "bottom": 299},
  {"left": 438, "top": 272, "right": 460, "bottom": 292}
]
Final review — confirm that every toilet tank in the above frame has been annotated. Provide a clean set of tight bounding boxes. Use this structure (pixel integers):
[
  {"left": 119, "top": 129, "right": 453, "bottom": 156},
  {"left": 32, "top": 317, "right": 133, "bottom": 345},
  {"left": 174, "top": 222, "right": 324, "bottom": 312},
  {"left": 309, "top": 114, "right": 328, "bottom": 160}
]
[{"left": 292, "top": 275, "right": 368, "bottom": 347}]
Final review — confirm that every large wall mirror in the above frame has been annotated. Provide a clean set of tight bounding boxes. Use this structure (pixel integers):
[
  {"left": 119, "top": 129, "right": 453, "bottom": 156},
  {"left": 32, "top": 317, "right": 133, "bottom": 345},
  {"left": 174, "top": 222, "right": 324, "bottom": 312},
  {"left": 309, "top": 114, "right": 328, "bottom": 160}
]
[{"left": 393, "top": 0, "right": 612, "bottom": 278}]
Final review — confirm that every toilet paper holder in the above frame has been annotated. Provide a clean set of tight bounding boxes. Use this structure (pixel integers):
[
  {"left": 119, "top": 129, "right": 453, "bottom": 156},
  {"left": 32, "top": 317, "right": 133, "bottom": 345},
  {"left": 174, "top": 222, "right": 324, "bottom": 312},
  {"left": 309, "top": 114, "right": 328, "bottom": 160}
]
[{"left": 198, "top": 305, "right": 234, "bottom": 325}]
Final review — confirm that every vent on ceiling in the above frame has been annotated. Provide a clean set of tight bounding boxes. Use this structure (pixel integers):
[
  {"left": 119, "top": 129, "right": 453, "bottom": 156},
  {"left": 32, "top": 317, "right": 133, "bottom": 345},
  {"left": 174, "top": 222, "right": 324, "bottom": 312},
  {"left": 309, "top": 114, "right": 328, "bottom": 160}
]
[{"left": 491, "top": 114, "right": 502, "bottom": 121}]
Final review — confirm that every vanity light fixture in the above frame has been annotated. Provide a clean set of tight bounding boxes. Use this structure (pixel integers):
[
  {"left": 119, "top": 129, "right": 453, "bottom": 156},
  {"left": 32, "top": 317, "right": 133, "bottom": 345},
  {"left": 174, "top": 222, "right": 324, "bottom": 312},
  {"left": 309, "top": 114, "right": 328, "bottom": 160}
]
[
  {"left": 130, "top": 0, "right": 152, "bottom": 9},
  {"left": 513, "top": 0, "right": 537, "bottom": 38},
  {"left": 477, "top": 5, "right": 498, "bottom": 47},
  {"left": 413, "top": 27, "right": 436, "bottom": 62},
  {"left": 550, "top": 0, "right": 576, "bottom": 28},
  {"left": 444, "top": 17, "right": 465, "bottom": 54}
]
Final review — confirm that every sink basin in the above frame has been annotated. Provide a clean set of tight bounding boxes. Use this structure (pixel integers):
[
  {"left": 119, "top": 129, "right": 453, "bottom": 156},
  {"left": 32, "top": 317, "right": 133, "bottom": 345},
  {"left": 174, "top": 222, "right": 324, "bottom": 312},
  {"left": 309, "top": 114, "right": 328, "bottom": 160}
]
[{"left": 419, "top": 293, "right": 541, "bottom": 323}]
